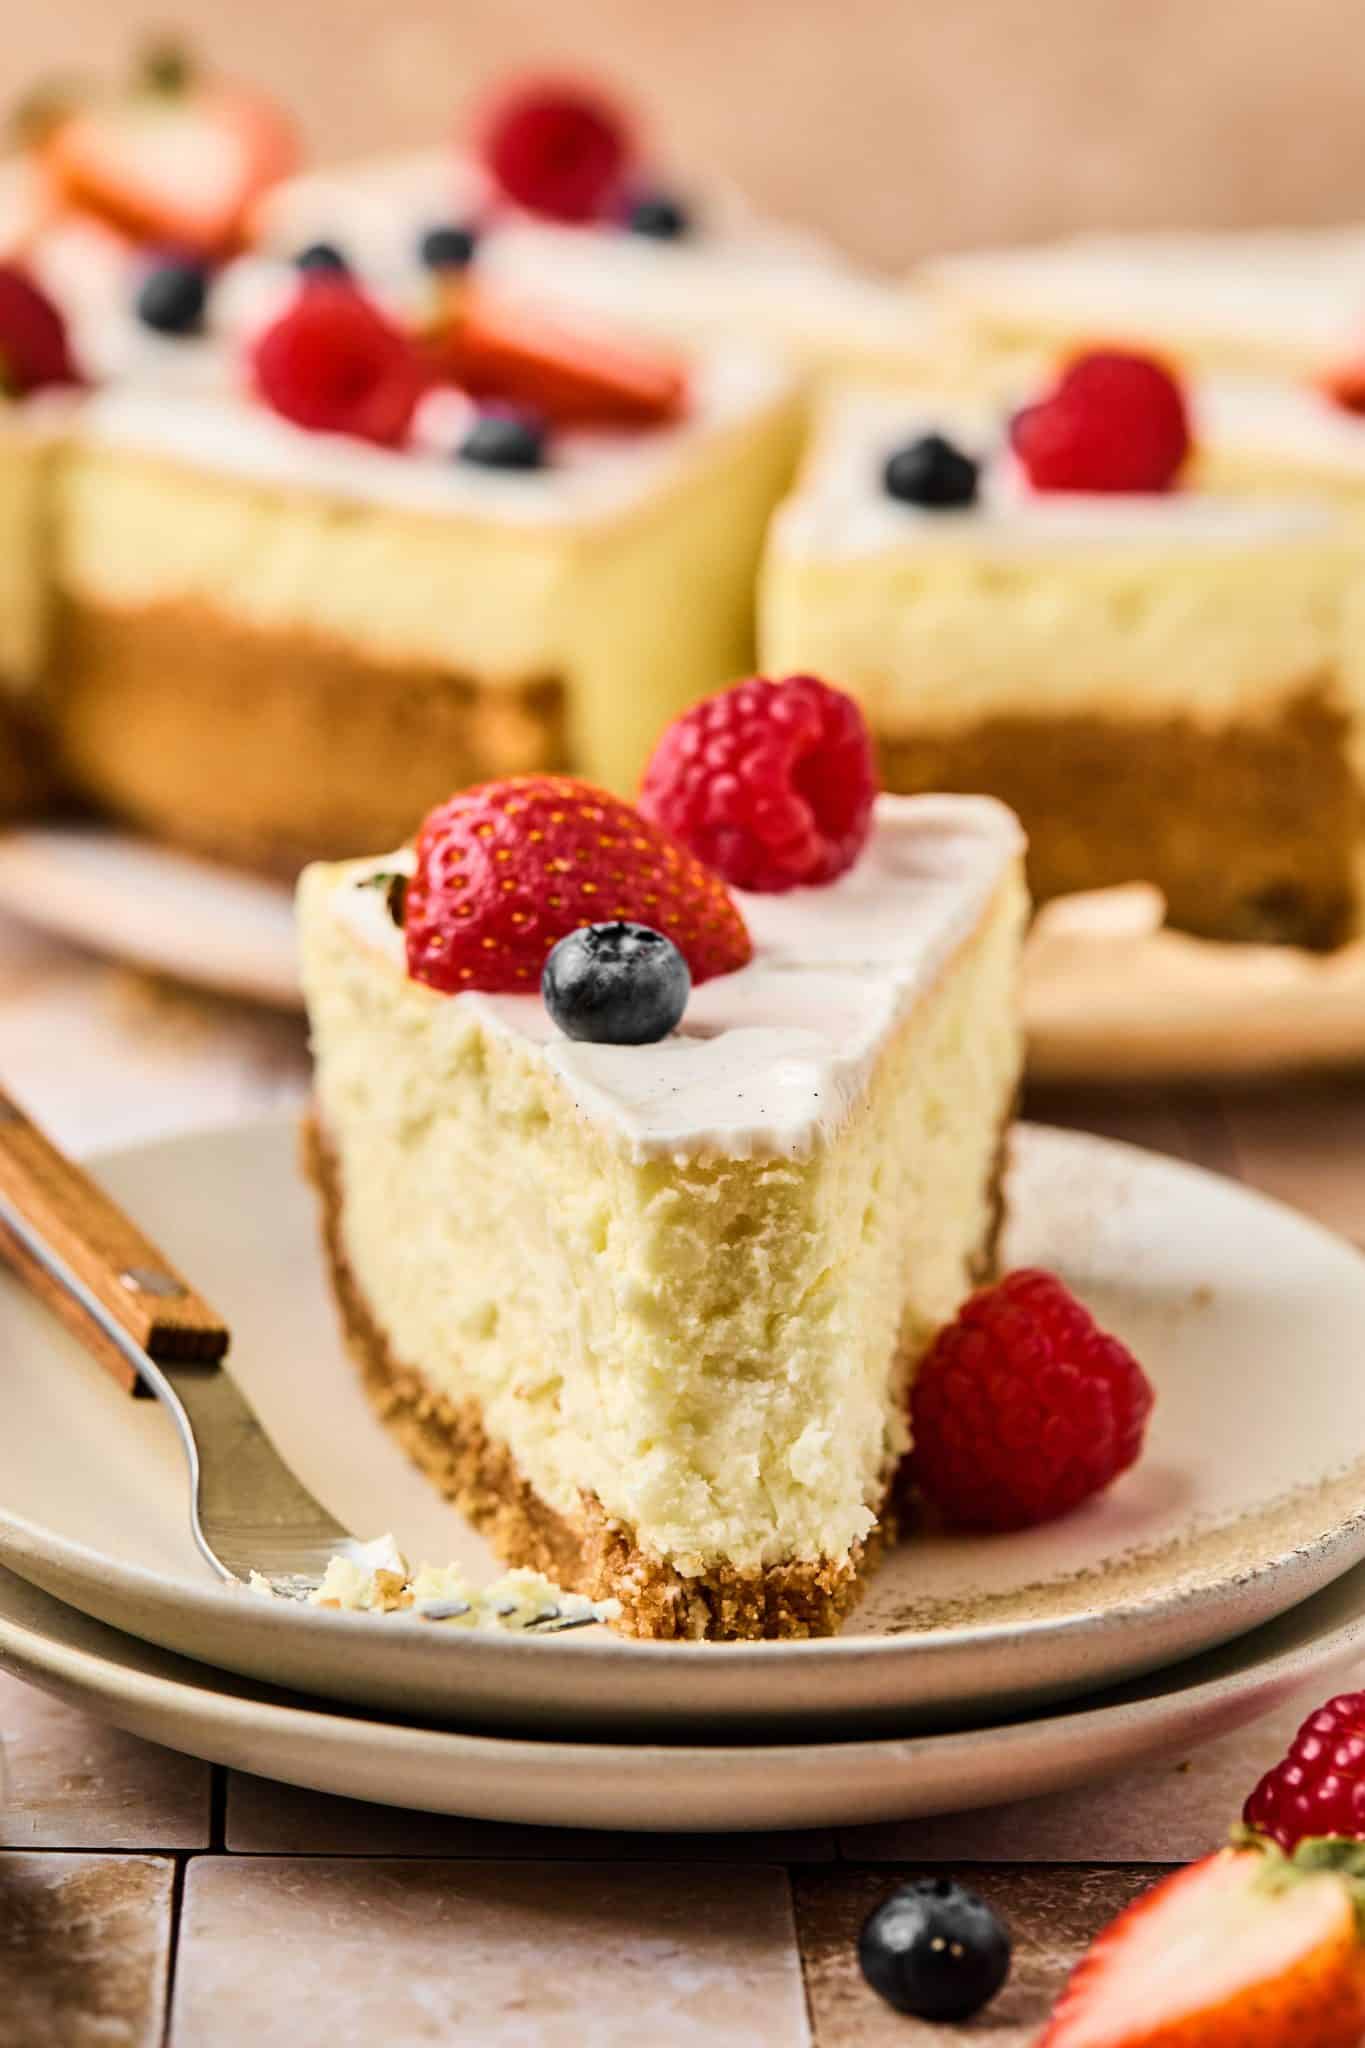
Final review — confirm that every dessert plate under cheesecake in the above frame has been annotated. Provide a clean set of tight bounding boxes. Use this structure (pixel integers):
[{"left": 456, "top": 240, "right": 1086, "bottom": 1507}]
[
  {"left": 2, "top": 1111, "right": 1365, "bottom": 1734},
  {"left": 2, "top": 1559, "right": 1365, "bottom": 1832},
  {"left": 8, "top": 823, "right": 1365, "bottom": 1082}
]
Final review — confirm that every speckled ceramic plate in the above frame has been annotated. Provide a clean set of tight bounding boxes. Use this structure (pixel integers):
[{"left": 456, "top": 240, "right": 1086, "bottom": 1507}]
[
  {"left": 6, "top": 828, "right": 1365, "bottom": 1078},
  {"left": 2, "top": 1559, "right": 1364, "bottom": 1831},
  {"left": 2, "top": 1113, "right": 1365, "bottom": 1739}
]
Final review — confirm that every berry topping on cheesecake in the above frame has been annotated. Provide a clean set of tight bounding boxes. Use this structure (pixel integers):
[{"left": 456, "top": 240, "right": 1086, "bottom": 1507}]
[
  {"left": 911, "top": 1269, "right": 1155, "bottom": 1531},
  {"left": 403, "top": 776, "right": 751, "bottom": 995},
  {"left": 36, "top": 41, "right": 296, "bottom": 258},
  {"left": 427, "top": 288, "right": 687, "bottom": 428},
  {"left": 251, "top": 277, "right": 426, "bottom": 446},
  {"left": 456, "top": 409, "right": 548, "bottom": 470},
  {"left": 638, "top": 675, "right": 878, "bottom": 892},
  {"left": 0, "top": 266, "right": 84, "bottom": 393},
  {"left": 1245, "top": 1692, "right": 1365, "bottom": 1851},
  {"left": 1010, "top": 348, "right": 1192, "bottom": 493},
  {"left": 419, "top": 222, "right": 481, "bottom": 272},
  {"left": 626, "top": 191, "right": 692, "bottom": 241},
  {"left": 135, "top": 259, "right": 208, "bottom": 336},
  {"left": 479, "top": 78, "right": 633, "bottom": 223},
  {"left": 883, "top": 431, "right": 979, "bottom": 508},
  {"left": 294, "top": 240, "right": 350, "bottom": 276},
  {"left": 542, "top": 922, "right": 691, "bottom": 1044}
]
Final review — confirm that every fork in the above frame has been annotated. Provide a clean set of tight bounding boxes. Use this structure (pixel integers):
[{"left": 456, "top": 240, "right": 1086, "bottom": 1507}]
[{"left": 0, "top": 1088, "right": 598, "bottom": 1626}]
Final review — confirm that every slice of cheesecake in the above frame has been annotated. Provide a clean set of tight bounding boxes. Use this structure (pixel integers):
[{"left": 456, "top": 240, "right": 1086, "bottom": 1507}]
[
  {"left": 298, "top": 786, "right": 1026, "bottom": 1640},
  {"left": 760, "top": 379, "right": 1365, "bottom": 949}
]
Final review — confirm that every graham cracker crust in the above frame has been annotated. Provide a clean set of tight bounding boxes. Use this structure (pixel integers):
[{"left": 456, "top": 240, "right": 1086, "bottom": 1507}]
[
  {"left": 51, "top": 599, "right": 568, "bottom": 877},
  {"left": 301, "top": 1113, "right": 904, "bottom": 1642},
  {"left": 881, "top": 686, "right": 1362, "bottom": 950}
]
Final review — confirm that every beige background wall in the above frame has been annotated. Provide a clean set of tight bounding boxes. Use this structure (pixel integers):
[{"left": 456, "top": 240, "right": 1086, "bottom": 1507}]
[{"left": 14, "top": 0, "right": 1365, "bottom": 269}]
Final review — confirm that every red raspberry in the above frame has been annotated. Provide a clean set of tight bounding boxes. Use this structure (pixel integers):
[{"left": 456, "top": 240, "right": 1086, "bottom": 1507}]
[
  {"left": 910, "top": 1269, "right": 1155, "bottom": 1532},
  {"left": 405, "top": 775, "right": 751, "bottom": 995},
  {"left": 1244, "top": 1692, "right": 1365, "bottom": 1850},
  {"left": 1010, "top": 349, "right": 1191, "bottom": 493},
  {"left": 480, "top": 80, "right": 632, "bottom": 224},
  {"left": 0, "top": 264, "right": 83, "bottom": 393},
  {"left": 637, "top": 675, "right": 879, "bottom": 894},
  {"left": 251, "top": 278, "right": 426, "bottom": 447}
]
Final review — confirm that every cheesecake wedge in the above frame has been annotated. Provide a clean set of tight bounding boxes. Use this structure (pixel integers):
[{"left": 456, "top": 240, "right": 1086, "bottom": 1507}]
[{"left": 298, "top": 755, "right": 1026, "bottom": 1640}]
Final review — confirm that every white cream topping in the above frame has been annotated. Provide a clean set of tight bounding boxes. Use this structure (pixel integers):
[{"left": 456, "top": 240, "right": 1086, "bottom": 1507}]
[
  {"left": 74, "top": 345, "right": 789, "bottom": 526},
  {"left": 74, "top": 344, "right": 794, "bottom": 524},
  {"left": 258, "top": 145, "right": 935, "bottom": 366},
  {"left": 926, "top": 225, "right": 1365, "bottom": 357},
  {"left": 330, "top": 794, "right": 1024, "bottom": 1161},
  {"left": 1197, "top": 375, "right": 1365, "bottom": 476},
  {"left": 772, "top": 387, "right": 1340, "bottom": 561}
]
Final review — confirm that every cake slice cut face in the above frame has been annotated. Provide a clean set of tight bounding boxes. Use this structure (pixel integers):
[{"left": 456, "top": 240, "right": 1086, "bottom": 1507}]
[{"left": 298, "top": 793, "right": 1026, "bottom": 1640}]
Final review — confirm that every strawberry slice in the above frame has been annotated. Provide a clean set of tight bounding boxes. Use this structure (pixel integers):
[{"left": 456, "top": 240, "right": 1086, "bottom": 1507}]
[
  {"left": 404, "top": 776, "right": 751, "bottom": 995},
  {"left": 1041, "top": 1842, "right": 1365, "bottom": 2047},
  {"left": 39, "top": 67, "right": 295, "bottom": 260},
  {"left": 426, "top": 286, "right": 687, "bottom": 429}
]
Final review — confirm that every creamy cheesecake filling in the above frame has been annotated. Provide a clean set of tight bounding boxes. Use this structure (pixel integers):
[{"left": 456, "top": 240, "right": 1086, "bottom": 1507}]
[{"left": 299, "top": 797, "right": 1025, "bottom": 1577}]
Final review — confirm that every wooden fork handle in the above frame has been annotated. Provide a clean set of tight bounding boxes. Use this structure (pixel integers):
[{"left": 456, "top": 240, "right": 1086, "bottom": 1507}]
[{"left": 0, "top": 1086, "right": 228, "bottom": 1393}]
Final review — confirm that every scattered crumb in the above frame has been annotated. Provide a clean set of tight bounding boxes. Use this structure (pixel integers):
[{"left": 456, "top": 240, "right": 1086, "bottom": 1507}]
[{"left": 246, "top": 1536, "right": 617, "bottom": 1633}]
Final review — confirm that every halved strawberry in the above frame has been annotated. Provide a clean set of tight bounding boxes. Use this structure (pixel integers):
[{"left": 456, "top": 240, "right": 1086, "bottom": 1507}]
[
  {"left": 1041, "top": 1842, "right": 1365, "bottom": 2047},
  {"left": 426, "top": 285, "right": 687, "bottom": 429},
  {"left": 404, "top": 776, "right": 751, "bottom": 995},
  {"left": 38, "top": 58, "right": 295, "bottom": 260}
]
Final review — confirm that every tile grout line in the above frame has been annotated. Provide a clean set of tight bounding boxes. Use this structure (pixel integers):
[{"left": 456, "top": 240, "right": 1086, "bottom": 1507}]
[
  {"left": 208, "top": 1764, "right": 228, "bottom": 1852},
  {"left": 160, "top": 1852, "right": 190, "bottom": 2048}
]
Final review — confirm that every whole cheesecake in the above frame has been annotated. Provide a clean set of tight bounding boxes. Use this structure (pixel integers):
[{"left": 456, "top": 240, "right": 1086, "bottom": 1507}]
[{"left": 297, "top": 685, "right": 1027, "bottom": 1641}]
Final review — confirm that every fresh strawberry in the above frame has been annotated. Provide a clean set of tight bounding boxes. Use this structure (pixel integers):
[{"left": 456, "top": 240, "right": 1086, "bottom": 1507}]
[
  {"left": 1041, "top": 1841, "right": 1365, "bottom": 2048},
  {"left": 404, "top": 776, "right": 751, "bottom": 995},
  {"left": 426, "top": 286, "right": 687, "bottom": 429},
  {"left": 479, "top": 78, "right": 633, "bottom": 223},
  {"left": 911, "top": 1269, "right": 1154, "bottom": 1532},
  {"left": 638, "top": 675, "right": 879, "bottom": 893},
  {"left": 38, "top": 46, "right": 296, "bottom": 260},
  {"left": 1246, "top": 1693, "right": 1365, "bottom": 1852},
  {"left": 252, "top": 278, "right": 427, "bottom": 447},
  {"left": 0, "top": 265, "right": 83, "bottom": 393}
]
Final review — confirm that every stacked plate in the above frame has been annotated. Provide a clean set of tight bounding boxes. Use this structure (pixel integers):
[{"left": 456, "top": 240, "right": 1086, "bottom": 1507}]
[{"left": 2, "top": 1112, "right": 1365, "bottom": 1832}]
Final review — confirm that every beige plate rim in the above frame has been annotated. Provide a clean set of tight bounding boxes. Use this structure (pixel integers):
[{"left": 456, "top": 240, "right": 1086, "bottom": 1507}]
[
  {"left": 1, "top": 1559, "right": 1363, "bottom": 1831},
  {"left": 3, "top": 1114, "right": 1365, "bottom": 1738}
]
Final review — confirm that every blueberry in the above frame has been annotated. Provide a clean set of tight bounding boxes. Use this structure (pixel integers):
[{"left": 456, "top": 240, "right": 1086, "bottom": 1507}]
[
  {"left": 858, "top": 1878, "right": 1010, "bottom": 2021},
  {"left": 135, "top": 261, "right": 207, "bottom": 336},
  {"left": 626, "top": 192, "right": 691, "bottom": 240},
  {"left": 295, "top": 242, "right": 349, "bottom": 276},
  {"left": 420, "top": 222, "right": 480, "bottom": 271},
  {"left": 542, "top": 923, "right": 690, "bottom": 1045},
  {"left": 458, "top": 412, "right": 547, "bottom": 471},
  {"left": 883, "top": 432, "right": 979, "bottom": 509}
]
